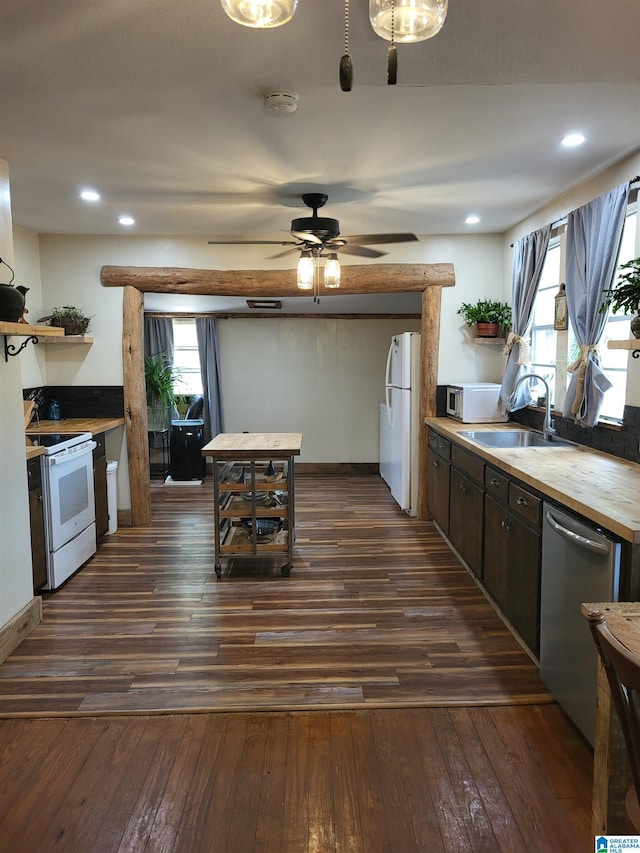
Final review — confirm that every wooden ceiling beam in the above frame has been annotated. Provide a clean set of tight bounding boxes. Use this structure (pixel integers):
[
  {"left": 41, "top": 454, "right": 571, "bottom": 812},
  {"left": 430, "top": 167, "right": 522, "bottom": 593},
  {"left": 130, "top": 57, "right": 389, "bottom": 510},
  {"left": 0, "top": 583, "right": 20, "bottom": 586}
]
[{"left": 100, "top": 263, "right": 455, "bottom": 295}]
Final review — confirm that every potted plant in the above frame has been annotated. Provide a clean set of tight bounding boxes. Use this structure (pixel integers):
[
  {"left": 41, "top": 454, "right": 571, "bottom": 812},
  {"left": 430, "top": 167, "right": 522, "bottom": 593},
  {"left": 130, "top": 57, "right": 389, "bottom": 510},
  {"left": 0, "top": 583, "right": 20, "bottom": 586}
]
[
  {"left": 457, "top": 299, "right": 512, "bottom": 337},
  {"left": 50, "top": 305, "right": 91, "bottom": 335},
  {"left": 144, "top": 352, "right": 180, "bottom": 430},
  {"left": 600, "top": 257, "right": 640, "bottom": 337}
]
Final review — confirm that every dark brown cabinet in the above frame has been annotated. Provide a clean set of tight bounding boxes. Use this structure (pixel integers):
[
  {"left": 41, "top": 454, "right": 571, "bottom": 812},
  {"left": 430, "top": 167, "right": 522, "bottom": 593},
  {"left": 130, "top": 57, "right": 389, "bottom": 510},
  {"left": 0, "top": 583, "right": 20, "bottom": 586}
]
[
  {"left": 426, "top": 440, "right": 451, "bottom": 535},
  {"left": 27, "top": 457, "right": 47, "bottom": 592},
  {"left": 449, "top": 467, "right": 484, "bottom": 578},
  {"left": 483, "top": 472, "right": 542, "bottom": 654},
  {"left": 93, "top": 434, "right": 109, "bottom": 539}
]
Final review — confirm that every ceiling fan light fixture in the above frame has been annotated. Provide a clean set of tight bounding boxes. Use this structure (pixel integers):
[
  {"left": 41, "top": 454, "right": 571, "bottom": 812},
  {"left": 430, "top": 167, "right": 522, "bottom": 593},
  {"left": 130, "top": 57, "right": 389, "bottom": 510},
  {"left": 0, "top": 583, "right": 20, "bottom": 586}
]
[
  {"left": 323, "top": 253, "right": 341, "bottom": 288},
  {"left": 297, "top": 250, "right": 314, "bottom": 290},
  {"left": 369, "top": 0, "right": 447, "bottom": 43},
  {"left": 220, "top": 0, "right": 297, "bottom": 28}
]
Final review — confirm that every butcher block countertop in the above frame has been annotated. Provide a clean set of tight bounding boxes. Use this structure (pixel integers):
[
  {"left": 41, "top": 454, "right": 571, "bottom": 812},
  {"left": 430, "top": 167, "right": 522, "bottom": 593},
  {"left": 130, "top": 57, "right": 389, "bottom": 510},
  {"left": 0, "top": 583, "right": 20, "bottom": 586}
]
[
  {"left": 202, "top": 432, "right": 302, "bottom": 460},
  {"left": 426, "top": 417, "right": 640, "bottom": 544},
  {"left": 25, "top": 417, "right": 125, "bottom": 460},
  {"left": 26, "top": 417, "right": 125, "bottom": 436}
]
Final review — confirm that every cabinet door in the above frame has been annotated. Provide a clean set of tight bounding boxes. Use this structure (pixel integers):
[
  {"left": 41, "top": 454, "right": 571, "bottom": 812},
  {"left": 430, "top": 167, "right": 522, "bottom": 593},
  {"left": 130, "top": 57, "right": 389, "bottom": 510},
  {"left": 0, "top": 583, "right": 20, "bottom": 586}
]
[
  {"left": 449, "top": 468, "right": 484, "bottom": 578},
  {"left": 93, "top": 455, "right": 109, "bottom": 538},
  {"left": 29, "top": 486, "right": 48, "bottom": 591},
  {"left": 426, "top": 448, "right": 450, "bottom": 534},
  {"left": 508, "top": 520, "right": 541, "bottom": 654},
  {"left": 483, "top": 495, "right": 509, "bottom": 610}
]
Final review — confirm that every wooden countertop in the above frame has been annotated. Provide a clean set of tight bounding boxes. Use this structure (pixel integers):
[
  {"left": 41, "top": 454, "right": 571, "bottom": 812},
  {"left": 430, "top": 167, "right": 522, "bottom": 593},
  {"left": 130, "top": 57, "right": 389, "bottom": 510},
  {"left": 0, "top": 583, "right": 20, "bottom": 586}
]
[
  {"left": 426, "top": 417, "right": 640, "bottom": 543},
  {"left": 202, "top": 432, "right": 303, "bottom": 460},
  {"left": 580, "top": 601, "right": 640, "bottom": 655},
  {"left": 26, "top": 445, "right": 46, "bottom": 461},
  {"left": 26, "top": 417, "right": 125, "bottom": 435}
]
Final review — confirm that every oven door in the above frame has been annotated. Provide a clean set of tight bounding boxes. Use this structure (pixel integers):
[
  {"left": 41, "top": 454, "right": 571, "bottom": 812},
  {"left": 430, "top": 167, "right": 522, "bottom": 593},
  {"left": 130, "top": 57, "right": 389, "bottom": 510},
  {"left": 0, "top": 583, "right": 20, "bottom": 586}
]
[{"left": 44, "top": 441, "right": 97, "bottom": 552}]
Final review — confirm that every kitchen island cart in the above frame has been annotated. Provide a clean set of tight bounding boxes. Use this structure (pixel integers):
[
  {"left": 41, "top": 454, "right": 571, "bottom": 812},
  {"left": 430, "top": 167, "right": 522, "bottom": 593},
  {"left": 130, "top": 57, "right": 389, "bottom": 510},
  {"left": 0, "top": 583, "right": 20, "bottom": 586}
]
[{"left": 202, "top": 432, "right": 302, "bottom": 578}]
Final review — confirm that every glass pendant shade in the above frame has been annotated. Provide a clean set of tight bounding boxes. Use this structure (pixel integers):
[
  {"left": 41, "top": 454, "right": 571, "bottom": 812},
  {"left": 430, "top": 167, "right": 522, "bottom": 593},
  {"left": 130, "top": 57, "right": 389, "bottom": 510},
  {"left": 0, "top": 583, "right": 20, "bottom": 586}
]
[
  {"left": 220, "top": 0, "right": 297, "bottom": 28},
  {"left": 296, "top": 251, "right": 314, "bottom": 290},
  {"left": 369, "top": 0, "right": 448, "bottom": 43},
  {"left": 323, "top": 254, "right": 341, "bottom": 288}
]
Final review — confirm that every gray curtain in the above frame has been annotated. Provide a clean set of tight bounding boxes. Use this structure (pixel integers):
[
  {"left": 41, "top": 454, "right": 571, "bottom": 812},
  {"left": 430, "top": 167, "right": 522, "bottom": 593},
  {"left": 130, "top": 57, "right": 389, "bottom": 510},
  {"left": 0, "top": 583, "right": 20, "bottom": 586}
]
[
  {"left": 563, "top": 183, "right": 630, "bottom": 426},
  {"left": 500, "top": 224, "right": 552, "bottom": 411},
  {"left": 143, "top": 315, "right": 173, "bottom": 361},
  {"left": 196, "top": 317, "right": 224, "bottom": 442}
]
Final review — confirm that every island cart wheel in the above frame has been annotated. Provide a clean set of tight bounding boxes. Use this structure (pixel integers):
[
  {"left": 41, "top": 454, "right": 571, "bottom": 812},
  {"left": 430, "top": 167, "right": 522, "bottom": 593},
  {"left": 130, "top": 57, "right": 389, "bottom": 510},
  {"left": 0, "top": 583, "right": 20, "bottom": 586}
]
[
  {"left": 215, "top": 565, "right": 222, "bottom": 579},
  {"left": 281, "top": 564, "right": 292, "bottom": 577}
]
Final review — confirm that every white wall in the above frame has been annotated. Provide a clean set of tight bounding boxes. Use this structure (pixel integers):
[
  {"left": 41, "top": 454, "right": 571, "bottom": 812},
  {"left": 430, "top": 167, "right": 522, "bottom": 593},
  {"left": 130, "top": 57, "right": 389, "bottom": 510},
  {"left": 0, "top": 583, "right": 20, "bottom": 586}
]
[
  {"left": 12, "top": 225, "right": 46, "bottom": 389},
  {"left": 503, "top": 148, "right": 640, "bottom": 404},
  {"left": 0, "top": 159, "right": 34, "bottom": 628}
]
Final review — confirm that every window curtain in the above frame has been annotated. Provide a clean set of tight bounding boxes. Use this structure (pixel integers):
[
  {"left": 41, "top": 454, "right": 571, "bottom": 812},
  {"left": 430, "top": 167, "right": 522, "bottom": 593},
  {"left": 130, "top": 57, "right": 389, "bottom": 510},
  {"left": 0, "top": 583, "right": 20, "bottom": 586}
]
[
  {"left": 563, "top": 182, "right": 630, "bottom": 426},
  {"left": 196, "top": 317, "right": 224, "bottom": 442},
  {"left": 499, "top": 224, "right": 552, "bottom": 411},
  {"left": 143, "top": 314, "right": 173, "bottom": 361}
]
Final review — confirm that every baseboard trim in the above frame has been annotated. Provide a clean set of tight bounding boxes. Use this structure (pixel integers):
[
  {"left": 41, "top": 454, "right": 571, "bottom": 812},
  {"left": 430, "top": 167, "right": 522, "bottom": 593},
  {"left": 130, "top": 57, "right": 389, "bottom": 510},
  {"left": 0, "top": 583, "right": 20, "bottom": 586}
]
[
  {"left": 0, "top": 597, "right": 42, "bottom": 664},
  {"left": 294, "top": 463, "right": 379, "bottom": 476}
]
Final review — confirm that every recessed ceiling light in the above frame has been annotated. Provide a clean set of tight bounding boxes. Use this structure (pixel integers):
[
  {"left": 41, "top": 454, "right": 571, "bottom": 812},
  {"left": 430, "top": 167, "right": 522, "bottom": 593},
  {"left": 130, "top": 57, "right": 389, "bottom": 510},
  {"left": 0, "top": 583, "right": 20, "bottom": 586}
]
[
  {"left": 562, "top": 133, "right": 586, "bottom": 147},
  {"left": 118, "top": 215, "right": 135, "bottom": 226},
  {"left": 465, "top": 215, "right": 480, "bottom": 225},
  {"left": 80, "top": 189, "right": 101, "bottom": 202}
]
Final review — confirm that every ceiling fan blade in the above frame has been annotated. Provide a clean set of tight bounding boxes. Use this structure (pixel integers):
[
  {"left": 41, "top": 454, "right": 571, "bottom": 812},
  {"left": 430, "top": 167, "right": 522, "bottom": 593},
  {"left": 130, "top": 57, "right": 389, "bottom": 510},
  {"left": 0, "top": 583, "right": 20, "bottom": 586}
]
[
  {"left": 208, "top": 239, "right": 300, "bottom": 246},
  {"left": 290, "top": 231, "right": 323, "bottom": 245},
  {"left": 340, "top": 233, "right": 419, "bottom": 245},
  {"left": 338, "top": 244, "right": 387, "bottom": 259}
]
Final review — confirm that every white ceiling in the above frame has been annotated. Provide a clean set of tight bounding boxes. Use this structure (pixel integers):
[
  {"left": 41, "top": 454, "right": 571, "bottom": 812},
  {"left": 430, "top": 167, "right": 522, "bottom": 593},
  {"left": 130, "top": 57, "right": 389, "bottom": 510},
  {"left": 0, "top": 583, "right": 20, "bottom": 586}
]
[{"left": 1, "top": 0, "right": 639, "bottom": 313}]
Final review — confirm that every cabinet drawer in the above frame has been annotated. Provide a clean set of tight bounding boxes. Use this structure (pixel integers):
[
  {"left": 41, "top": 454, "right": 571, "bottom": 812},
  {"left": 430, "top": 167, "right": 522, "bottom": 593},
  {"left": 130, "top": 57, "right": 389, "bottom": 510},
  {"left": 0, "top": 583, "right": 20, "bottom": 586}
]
[
  {"left": 484, "top": 466, "right": 509, "bottom": 504},
  {"left": 508, "top": 483, "right": 542, "bottom": 528},
  {"left": 451, "top": 444, "right": 484, "bottom": 486},
  {"left": 428, "top": 429, "right": 451, "bottom": 460}
]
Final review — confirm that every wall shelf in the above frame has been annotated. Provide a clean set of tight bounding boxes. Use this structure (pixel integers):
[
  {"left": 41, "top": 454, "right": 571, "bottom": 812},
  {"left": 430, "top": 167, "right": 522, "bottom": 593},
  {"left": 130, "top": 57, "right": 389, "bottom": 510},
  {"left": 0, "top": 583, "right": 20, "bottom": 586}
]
[
  {"left": 473, "top": 337, "right": 506, "bottom": 346},
  {"left": 36, "top": 334, "right": 94, "bottom": 345},
  {"left": 607, "top": 339, "right": 640, "bottom": 359},
  {"left": 0, "top": 321, "right": 64, "bottom": 361}
]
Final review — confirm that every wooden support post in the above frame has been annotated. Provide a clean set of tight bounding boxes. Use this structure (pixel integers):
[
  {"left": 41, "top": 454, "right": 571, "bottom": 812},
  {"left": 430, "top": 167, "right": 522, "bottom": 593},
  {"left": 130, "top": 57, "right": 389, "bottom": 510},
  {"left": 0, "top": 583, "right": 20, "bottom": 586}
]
[
  {"left": 123, "top": 286, "right": 152, "bottom": 525},
  {"left": 418, "top": 286, "right": 442, "bottom": 520}
]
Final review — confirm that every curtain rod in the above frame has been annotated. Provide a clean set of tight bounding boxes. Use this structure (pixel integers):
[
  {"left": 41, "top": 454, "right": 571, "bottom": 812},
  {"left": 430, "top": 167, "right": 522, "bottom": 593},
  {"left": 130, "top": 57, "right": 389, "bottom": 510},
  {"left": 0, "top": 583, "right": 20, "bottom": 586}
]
[{"left": 510, "top": 176, "right": 639, "bottom": 247}]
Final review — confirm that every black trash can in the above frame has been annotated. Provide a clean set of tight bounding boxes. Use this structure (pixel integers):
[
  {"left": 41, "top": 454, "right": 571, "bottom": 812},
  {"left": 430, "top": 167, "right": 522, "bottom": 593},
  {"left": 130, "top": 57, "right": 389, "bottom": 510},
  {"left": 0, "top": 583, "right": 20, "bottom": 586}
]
[{"left": 169, "top": 419, "right": 206, "bottom": 481}]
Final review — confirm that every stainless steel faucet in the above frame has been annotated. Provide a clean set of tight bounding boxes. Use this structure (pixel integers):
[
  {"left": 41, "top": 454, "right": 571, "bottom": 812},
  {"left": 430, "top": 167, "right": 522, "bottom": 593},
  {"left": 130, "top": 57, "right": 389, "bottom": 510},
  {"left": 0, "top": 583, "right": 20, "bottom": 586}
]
[{"left": 510, "top": 373, "right": 556, "bottom": 441}]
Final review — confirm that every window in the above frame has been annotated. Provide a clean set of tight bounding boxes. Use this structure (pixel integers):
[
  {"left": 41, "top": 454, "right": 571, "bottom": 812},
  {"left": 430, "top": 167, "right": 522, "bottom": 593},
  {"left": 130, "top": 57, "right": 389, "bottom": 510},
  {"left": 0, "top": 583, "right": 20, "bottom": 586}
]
[
  {"left": 527, "top": 197, "right": 638, "bottom": 423},
  {"left": 598, "top": 202, "right": 638, "bottom": 421},
  {"left": 172, "top": 318, "right": 203, "bottom": 395}
]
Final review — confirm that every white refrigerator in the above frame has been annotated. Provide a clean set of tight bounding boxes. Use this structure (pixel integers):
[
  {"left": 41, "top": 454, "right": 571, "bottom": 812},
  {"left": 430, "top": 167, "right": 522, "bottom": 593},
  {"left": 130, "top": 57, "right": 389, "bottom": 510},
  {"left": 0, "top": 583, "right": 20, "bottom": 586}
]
[{"left": 380, "top": 331, "right": 421, "bottom": 517}]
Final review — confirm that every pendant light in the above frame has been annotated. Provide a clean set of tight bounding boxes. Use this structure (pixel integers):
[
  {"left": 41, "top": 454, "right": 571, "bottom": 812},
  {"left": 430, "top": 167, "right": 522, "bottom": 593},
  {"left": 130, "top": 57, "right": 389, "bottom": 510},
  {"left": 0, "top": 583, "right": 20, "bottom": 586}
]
[
  {"left": 220, "top": 0, "right": 297, "bottom": 28},
  {"left": 369, "top": 0, "right": 448, "bottom": 43},
  {"left": 323, "top": 254, "right": 341, "bottom": 289},
  {"left": 296, "top": 250, "right": 314, "bottom": 290}
]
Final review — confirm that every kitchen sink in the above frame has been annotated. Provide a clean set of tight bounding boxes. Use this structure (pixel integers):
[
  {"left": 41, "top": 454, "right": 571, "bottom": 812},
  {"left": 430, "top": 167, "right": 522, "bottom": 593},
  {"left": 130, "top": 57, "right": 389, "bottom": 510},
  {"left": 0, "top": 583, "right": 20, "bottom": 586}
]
[{"left": 461, "top": 430, "right": 575, "bottom": 449}]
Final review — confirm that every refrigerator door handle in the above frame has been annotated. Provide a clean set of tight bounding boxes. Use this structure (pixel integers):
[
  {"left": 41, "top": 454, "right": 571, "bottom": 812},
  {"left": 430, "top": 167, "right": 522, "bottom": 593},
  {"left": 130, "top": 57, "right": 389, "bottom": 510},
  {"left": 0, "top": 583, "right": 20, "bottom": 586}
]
[
  {"left": 544, "top": 510, "right": 610, "bottom": 556},
  {"left": 384, "top": 339, "right": 394, "bottom": 425}
]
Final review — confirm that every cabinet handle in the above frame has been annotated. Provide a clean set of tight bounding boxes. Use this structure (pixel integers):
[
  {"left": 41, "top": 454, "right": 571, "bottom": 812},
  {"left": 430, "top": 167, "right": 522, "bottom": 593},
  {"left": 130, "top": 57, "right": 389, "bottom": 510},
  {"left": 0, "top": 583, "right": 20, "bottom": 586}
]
[
  {"left": 516, "top": 496, "right": 528, "bottom": 507},
  {"left": 501, "top": 519, "right": 512, "bottom": 532},
  {"left": 433, "top": 459, "right": 439, "bottom": 469},
  {"left": 490, "top": 478, "right": 500, "bottom": 486},
  {"left": 459, "top": 483, "right": 467, "bottom": 495}
]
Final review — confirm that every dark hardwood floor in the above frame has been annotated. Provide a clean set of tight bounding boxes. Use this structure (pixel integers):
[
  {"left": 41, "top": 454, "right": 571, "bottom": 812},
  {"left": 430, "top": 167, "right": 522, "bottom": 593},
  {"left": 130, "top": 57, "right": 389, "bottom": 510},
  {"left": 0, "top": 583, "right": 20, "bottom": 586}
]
[{"left": 0, "top": 475, "right": 593, "bottom": 850}]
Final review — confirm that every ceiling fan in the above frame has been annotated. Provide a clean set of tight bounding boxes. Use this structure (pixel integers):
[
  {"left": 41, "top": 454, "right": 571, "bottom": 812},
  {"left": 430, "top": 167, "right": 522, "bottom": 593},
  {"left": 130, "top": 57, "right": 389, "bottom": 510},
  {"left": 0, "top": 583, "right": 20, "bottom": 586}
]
[{"left": 207, "top": 192, "right": 419, "bottom": 260}]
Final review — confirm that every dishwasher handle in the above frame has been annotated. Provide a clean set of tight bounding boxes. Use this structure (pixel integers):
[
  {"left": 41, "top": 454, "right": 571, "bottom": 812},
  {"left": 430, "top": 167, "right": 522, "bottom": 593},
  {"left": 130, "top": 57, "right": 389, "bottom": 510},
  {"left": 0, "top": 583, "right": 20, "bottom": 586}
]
[{"left": 544, "top": 510, "right": 610, "bottom": 556}]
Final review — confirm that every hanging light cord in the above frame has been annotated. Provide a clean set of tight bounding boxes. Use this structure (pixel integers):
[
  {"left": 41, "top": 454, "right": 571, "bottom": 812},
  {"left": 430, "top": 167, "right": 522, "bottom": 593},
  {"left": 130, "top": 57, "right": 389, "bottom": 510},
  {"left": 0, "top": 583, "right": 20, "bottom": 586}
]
[
  {"left": 387, "top": 0, "right": 398, "bottom": 85},
  {"left": 340, "top": 0, "right": 353, "bottom": 92}
]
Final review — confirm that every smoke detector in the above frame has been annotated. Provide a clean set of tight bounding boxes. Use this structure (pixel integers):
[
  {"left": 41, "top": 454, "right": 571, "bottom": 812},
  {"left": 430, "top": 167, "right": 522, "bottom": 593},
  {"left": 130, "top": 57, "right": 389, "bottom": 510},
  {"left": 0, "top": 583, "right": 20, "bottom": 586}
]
[{"left": 263, "top": 91, "right": 298, "bottom": 114}]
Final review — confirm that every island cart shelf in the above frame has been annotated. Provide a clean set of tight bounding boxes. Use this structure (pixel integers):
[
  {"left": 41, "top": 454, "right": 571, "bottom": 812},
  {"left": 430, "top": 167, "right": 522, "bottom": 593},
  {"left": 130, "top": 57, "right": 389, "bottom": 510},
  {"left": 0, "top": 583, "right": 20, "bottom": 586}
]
[{"left": 202, "top": 432, "right": 302, "bottom": 578}]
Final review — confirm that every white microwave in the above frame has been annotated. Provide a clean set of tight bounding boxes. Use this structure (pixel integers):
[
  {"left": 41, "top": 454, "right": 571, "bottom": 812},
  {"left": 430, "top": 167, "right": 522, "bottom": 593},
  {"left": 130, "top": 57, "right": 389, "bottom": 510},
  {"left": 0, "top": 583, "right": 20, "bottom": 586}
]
[{"left": 446, "top": 382, "right": 508, "bottom": 423}]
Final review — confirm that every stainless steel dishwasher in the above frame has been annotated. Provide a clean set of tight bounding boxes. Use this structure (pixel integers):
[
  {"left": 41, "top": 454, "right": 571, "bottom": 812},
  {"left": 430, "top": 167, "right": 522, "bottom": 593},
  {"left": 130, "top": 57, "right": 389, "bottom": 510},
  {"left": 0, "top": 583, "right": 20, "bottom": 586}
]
[{"left": 540, "top": 502, "right": 621, "bottom": 746}]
